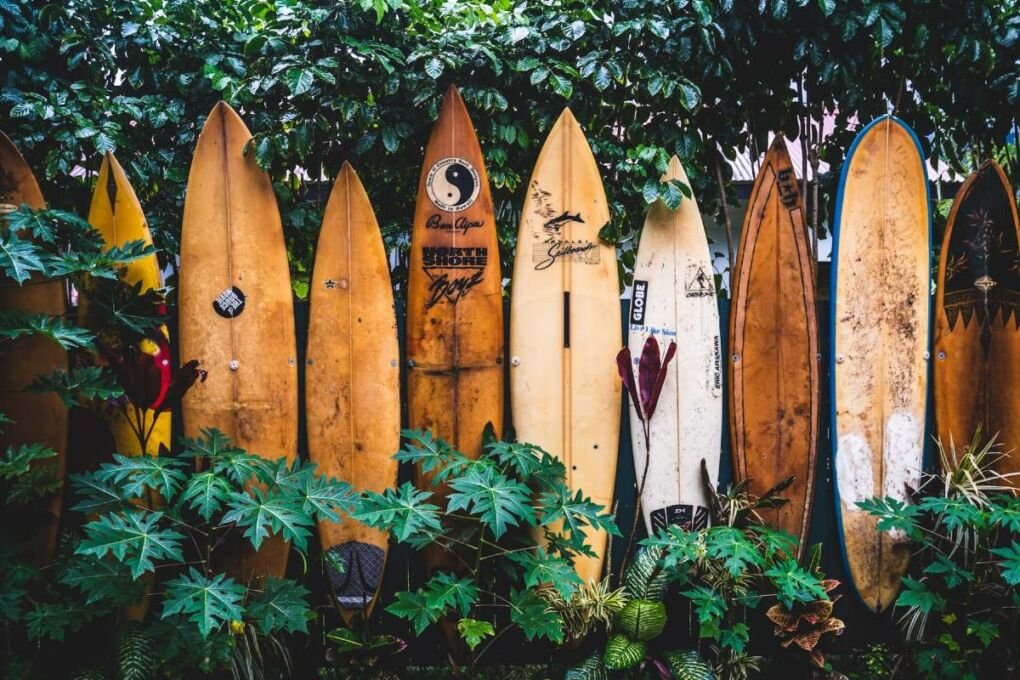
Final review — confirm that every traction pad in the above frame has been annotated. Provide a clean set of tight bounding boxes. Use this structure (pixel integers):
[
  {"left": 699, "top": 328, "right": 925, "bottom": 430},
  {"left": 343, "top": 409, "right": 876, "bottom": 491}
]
[
  {"left": 325, "top": 541, "right": 385, "bottom": 610},
  {"left": 650, "top": 504, "right": 709, "bottom": 533}
]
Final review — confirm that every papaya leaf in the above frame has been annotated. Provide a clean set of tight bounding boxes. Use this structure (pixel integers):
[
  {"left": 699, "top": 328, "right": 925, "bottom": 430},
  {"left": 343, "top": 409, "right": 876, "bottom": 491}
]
[
  {"left": 161, "top": 568, "right": 245, "bottom": 638},
  {"left": 77, "top": 509, "right": 185, "bottom": 579}
]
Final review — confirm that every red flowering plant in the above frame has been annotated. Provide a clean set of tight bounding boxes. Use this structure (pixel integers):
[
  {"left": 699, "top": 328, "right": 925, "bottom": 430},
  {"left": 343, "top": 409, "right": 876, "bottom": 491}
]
[{"left": 615, "top": 335, "right": 677, "bottom": 576}]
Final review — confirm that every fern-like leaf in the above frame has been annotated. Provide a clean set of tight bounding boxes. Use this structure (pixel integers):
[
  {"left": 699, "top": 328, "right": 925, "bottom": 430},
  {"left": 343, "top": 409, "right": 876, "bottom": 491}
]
[
  {"left": 116, "top": 622, "right": 154, "bottom": 680},
  {"left": 623, "top": 545, "right": 668, "bottom": 601}
]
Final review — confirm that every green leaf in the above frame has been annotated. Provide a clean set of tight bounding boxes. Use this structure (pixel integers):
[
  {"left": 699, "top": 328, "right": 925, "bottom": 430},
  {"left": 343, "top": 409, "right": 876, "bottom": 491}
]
[
  {"left": 817, "top": 0, "right": 835, "bottom": 15},
  {"left": 285, "top": 68, "right": 314, "bottom": 96},
  {"left": 486, "top": 440, "right": 546, "bottom": 478},
  {"left": 615, "top": 599, "right": 666, "bottom": 641},
  {"left": 0, "top": 442, "right": 57, "bottom": 479},
  {"left": 162, "top": 568, "right": 245, "bottom": 638},
  {"left": 387, "top": 590, "right": 441, "bottom": 635},
  {"left": 355, "top": 481, "right": 442, "bottom": 543},
  {"left": 593, "top": 65, "right": 611, "bottom": 91},
  {"left": 457, "top": 618, "right": 494, "bottom": 650},
  {"left": 664, "top": 649, "right": 716, "bottom": 680},
  {"left": 24, "top": 602, "right": 94, "bottom": 641},
  {"left": 221, "top": 487, "right": 314, "bottom": 551},
  {"left": 77, "top": 509, "right": 185, "bottom": 579},
  {"left": 510, "top": 588, "right": 564, "bottom": 643},
  {"left": 447, "top": 464, "right": 535, "bottom": 538},
  {"left": 70, "top": 469, "right": 132, "bottom": 514},
  {"left": 180, "top": 471, "right": 233, "bottom": 520},
  {"left": 423, "top": 571, "right": 478, "bottom": 616},
  {"left": 0, "top": 229, "right": 45, "bottom": 283},
  {"left": 393, "top": 429, "right": 466, "bottom": 481},
  {"left": 29, "top": 365, "right": 123, "bottom": 407},
  {"left": 566, "top": 652, "right": 608, "bottom": 680},
  {"left": 604, "top": 633, "right": 645, "bottom": 670},
  {"left": 623, "top": 546, "right": 669, "bottom": 600},
  {"left": 764, "top": 559, "right": 828, "bottom": 608},
  {"left": 0, "top": 311, "right": 95, "bottom": 349},
  {"left": 95, "top": 453, "right": 189, "bottom": 501},
  {"left": 540, "top": 488, "right": 619, "bottom": 537},
  {"left": 705, "top": 526, "right": 764, "bottom": 578},
  {"left": 990, "top": 541, "right": 1020, "bottom": 586},
  {"left": 60, "top": 555, "right": 143, "bottom": 606},
  {"left": 296, "top": 466, "right": 356, "bottom": 521},
  {"left": 550, "top": 73, "right": 573, "bottom": 99},
  {"left": 677, "top": 80, "right": 701, "bottom": 111},
  {"left": 424, "top": 56, "right": 444, "bottom": 79},
  {"left": 508, "top": 547, "right": 583, "bottom": 597},
  {"left": 659, "top": 179, "right": 691, "bottom": 210},
  {"left": 246, "top": 577, "right": 310, "bottom": 634},
  {"left": 856, "top": 496, "right": 923, "bottom": 540},
  {"left": 642, "top": 178, "right": 660, "bottom": 205},
  {"left": 895, "top": 576, "right": 947, "bottom": 614}
]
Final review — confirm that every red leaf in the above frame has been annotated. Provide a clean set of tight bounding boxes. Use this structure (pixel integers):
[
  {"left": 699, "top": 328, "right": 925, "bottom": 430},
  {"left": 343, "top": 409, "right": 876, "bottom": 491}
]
[
  {"left": 638, "top": 335, "right": 661, "bottom": 415},
  {"left": 645, "top": 340, "right": 677, "bottom": 418},
  {"left": 157, "top": 360, "right": 206, "bottom": 414},
  {"left": 616, "top": 346, "right": 643, "bottom": 421}
]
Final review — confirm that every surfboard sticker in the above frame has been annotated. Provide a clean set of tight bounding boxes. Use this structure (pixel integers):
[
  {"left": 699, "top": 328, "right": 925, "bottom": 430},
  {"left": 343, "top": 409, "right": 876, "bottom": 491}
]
[
  {"left": 426, "top": 157, "right": 480, "bottom": 212},
  {"left": 324, "top": 542, "right": 386, "bottom": 611},
  {"left": 212, "top": 286, "right": 246, "bottom": 318}
]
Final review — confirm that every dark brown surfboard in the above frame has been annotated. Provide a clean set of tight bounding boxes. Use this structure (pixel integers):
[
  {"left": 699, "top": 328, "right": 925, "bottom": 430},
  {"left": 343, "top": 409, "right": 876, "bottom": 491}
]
[
  {"left": 728, "top": 135, "right": 819, "bottom": 552},
  {"left": 934, "top": 160, "right": 1020, "bottom": 482},
  {"left": 0, "top": 132, "right": 68, "bottom": 566}
]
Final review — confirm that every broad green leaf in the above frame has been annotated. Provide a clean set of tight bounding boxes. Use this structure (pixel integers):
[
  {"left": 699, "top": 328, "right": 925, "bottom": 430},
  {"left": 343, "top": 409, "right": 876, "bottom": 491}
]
[
  {"left": 220, "top": 487, "right": 314, "bottom": 551},
  {"left": 70, "top": 469, "right": 132, "bottom": 514},
  {"left": 457, "top": 618, "right": 494, "bottom": 650},
  {"left": 29, "top": 365, "right": 123, "bottom": 407},
  {"left": 764, "top": 559, "right": 828, "bottom": 608},
  {"left": 615, "top": 599, "right": 666, "bottom": 641},
  {"left": 508, "top": 548, "right": 582, "bottom": 597},
  {"left": 60, "top": 555, "right": 144, "bottom": 606},
  {"left": 0, "top": 230, "right": 45, "bottom": 283},
  {"left": 355, "top": 482, "right": 442, "bottom": 543},
  {"left": 246, "top": 577, "right": 311, "bottom": 634},
  {"left": 895, "top": 576, "right": 947, "bottom": 614},
  {"left": 447, "top": 465, "right": 535, "bottom": 538},
  {"left": 285, "top": 68, "right": 314, "bottom": 96},
  {"left": 603, "top": 633, "right": 645, "bottom": 670},
  {"left": 0, "top": 311, "right": 95, "bottom": 349},
  {"left": 510, "top": 588, "right": 563, "bottom": 643},
  {"left": 565, "top": 652, "right": 608, "bottom": 680},
  {"left": 0, "top": 442, "right": 57, "bottom": 479},
  {"left": 486, "top": 440, "right": 546, "bottom": 478},
  {"left": 387, "top": 590, "right": 441, "bottom": 634},
  {"left": 180, "top": 470, "right": 233, "bottom": 520},
  {"left": 664, "top": 649, "right": 716, "bottom": 680},
  {"left": 540, "top": 488, "right": 619, "bottom": 537},
  {"left": 78, "top": 509, "right": 185, "bottom": 579},
  {"left": 162, "top": 568, "right": 245, "bottom": 638},
  {"left": 705, "top": 526, "right": 763, "bottom": 578},
  {"left": 424, "top": 56, "right": 444, "bottom": 79},
  {"left": 423, "top": 572, "right": 478, "bottom": 616},
  {"left": 95, "top": 453, "right": 189, "bottom": 500},
  {"left": 990, "top": 541, "right": 1020, "bottom": 585}
]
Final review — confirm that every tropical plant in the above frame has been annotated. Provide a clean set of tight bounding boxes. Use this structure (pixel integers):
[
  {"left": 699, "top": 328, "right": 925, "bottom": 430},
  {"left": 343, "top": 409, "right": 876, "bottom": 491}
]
[
  {"left": 350, "top": 429, "right": 619, "bottom": 669},
  {"left": 858, "top": 431, "right": 1020, "bottom": 679}
]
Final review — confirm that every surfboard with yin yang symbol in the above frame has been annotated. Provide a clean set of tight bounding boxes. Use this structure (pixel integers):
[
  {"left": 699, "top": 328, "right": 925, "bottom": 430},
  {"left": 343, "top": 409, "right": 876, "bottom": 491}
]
[{"left": 406, "top": 85, "right": 504, "bottom": 556}]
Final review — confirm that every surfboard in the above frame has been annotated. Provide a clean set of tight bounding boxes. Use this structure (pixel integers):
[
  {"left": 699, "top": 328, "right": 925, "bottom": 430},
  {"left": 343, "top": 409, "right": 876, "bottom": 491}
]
[
  {"left": 729, "top": 135, "right": 818, "bottom": 554},
  {"left": 86, "top": 151, "right": 170, "bottom": 621},
  {"left": 0, "top": 131, "right": 67, "bottom": 566},
  {"left": 86, "top": 152, "right": 171, "bottom": 467},
  {"left": 306, "top": 162, "right": 399, "bottom": 621},
  {"left": 179, "top": 102, "right": 298, "bottom": 582},
  {"left": 934, "top": 160, "right": 1020, "bottom": 483},
  {"left": 831, "top": 115, "right": 930, "bottom": 612},
  {"left": 510, "top": 108, "right": 621, "bottom": 583},
  {"left": 629, "top": 155, "right": 722, "bottom": 535},
  {"left": 406, "top": 85, "right": 504, "bottom": 575}
]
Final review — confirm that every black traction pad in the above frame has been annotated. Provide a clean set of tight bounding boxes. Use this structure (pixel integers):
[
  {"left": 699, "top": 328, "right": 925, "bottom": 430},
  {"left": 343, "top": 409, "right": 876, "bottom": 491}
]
[{"left": 325, "top": 541, "right": 385, "bottom": 610}]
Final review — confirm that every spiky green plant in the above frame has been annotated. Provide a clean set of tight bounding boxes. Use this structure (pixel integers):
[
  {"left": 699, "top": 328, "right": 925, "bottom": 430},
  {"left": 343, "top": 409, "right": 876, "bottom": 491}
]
[{"left": 116, "top": 622, "right": 154, "bottom": 680}]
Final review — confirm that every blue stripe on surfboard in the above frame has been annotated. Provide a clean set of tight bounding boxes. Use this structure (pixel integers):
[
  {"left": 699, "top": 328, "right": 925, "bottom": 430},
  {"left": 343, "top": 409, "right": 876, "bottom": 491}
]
[{"left": 829, "top": 114, "right": 933, "bottom": 611}]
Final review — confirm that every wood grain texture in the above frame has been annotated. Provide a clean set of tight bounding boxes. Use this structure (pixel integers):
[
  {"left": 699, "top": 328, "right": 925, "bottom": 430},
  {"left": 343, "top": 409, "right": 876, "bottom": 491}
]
[
  {"left": 934, "top": 160, "right": 1020, "bottom": 483},
  {"left": 630, "top": 155, "right": 722, "bottom": 535},
  {"left": 729, "top": 136, "right": 818, "bottom": 554},
  {"left": 406, "top": 86, "right": 504, "bottom": 577},
  {"left": 179, "top": 102, "right": 298, "bottom": 583},
  {"left": 86, "top": 152, "right": 172, "bottom": 465},
  {"left": 0, "top": 131, "right": 67, "bottom": 566},
  {"left": 832, "top": 116, "right": 930, "bottom": 612},
  {"left": 510, "top": 108, "right": 621, "bottom": 583},
  {"left": 306, "top": 162, "right": 399, "bottom": 620}
]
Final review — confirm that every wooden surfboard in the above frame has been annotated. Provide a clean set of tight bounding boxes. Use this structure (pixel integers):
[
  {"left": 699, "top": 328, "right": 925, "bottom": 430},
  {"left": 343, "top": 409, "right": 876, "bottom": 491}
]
[
  {"left": 306, "top": 162, "right": 399, "bottom": 621},
  {"left": 935, "top": 160, "right": 1020, "bottom": 483},
  {"left": 729, "top": 135, "right": 818, "bottom": 554},
  {"left": 832, "top": 115, "right": 930, "bottom": 612},
  {"left": 629, "top": 155, "right": 722, "bottom": 535},
  {"left": 87, "top": 152, "right": 172, "bottom": 466},
  {"left": 406, "top": 85, "right": 504, "bottom": 571},
  {"left": 179, "top": 102, "right": 298, "bottom": 582},
  {"left": 510, "top": 108, "right": 621, "bottom": 584},
  {"left": 0, "top": 131, "right": 67, "bottom": 566}
]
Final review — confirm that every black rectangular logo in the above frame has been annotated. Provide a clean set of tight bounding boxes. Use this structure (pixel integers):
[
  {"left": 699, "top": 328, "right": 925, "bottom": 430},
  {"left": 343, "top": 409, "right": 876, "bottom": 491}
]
[{"left": 630, "top": 280, "right": 649, "bottom": 324}]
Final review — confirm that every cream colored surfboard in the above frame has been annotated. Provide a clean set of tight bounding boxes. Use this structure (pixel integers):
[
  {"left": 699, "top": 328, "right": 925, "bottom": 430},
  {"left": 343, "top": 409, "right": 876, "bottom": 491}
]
[
  {"left": 179, "top": 102, "right": 298, "bottom": 583},
  {"left": 629, "top": 156, "right": 722, "bottom": 536},
  {"left": 510, "top": 108, "right": 621, "bottom": 583},
  {"left": 306, "top": 162, "right": 399, "bottom": 621},
  {"left": 832, "top": 116, "right": 930, "bottom": 612}
]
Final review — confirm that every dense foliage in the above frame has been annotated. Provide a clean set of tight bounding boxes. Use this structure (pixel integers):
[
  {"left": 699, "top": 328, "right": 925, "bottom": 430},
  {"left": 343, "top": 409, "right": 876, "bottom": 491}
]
[
  {"left": 860, "top": 433, "right": 1020, "bottom": 679},
  {"left": 2, "top": 0, "right": 1018, "bottom": 294}
]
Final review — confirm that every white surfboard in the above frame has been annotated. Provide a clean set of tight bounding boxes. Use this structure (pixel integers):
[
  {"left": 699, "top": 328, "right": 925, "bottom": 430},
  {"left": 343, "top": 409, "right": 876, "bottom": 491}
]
[{"left": 629, "top": 155, "right": 722, "bottom": 535}]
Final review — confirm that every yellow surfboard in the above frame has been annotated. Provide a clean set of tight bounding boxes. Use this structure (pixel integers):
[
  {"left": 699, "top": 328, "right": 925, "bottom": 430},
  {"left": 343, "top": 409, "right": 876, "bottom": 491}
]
[
  {"left": 510, "top": 109, "right": 621, "bottom": 583},
  {"left": 86, "top": 152, "right": 171, "bottom": 464},
  {"left": 306, "top": 163, "right": 399, "bottom": 621},
  {"left": 179, "top": 102, "right": 298, "bottom": 583},
  {"left": 0, "top": 131, "right": 67, "bottom": 566}
]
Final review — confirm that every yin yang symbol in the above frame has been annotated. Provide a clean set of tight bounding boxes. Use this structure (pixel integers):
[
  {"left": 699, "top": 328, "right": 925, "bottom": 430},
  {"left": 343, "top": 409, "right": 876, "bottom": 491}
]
[{"left": 426, "top": 157, "right": 480, "bottom": 212}]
